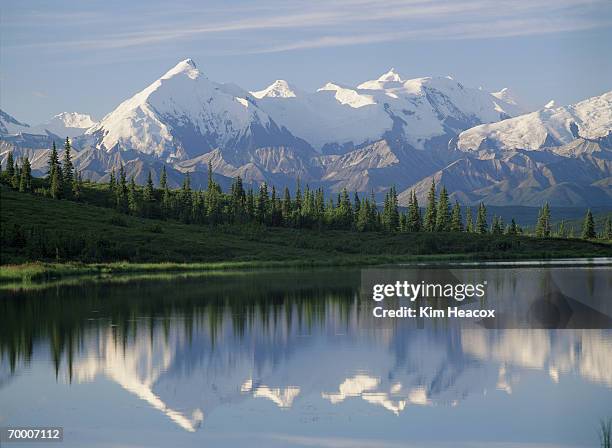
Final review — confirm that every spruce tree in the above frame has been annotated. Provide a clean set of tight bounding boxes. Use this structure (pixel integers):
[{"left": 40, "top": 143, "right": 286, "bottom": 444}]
[
  {"left": 337, "top": 188, "right": 354, "bottom": 229},
  {"left": 160, "top": 165, "right": 168, "bottom": 190},
  {"left": 48, "top": 141, "right": 62, "bottom": 180},
  {"left": 450, "top": 201, "right": 463, "bottom": 232},
  {"left": 246, "top": 188, "right": 255, "bottom": 221},
  {"left": 382, "top": 186, "right": 399, "bottom": 231},
  {"left": 161, "top": 183, "right": 172, "bottom": 219},
  {"left": 230, "top": 176, "right": 246, "bottom": 223},
  {"left": 423, "top": 179, "right": 437, "bottom": 232},
  {"left": 191, "top": 190, "right": 203, "bottom": 224},
  {"left": 282, "top": 187, "right": 292, "bottom": 225},
  {"left": 581, "top": 209, "right": 596, "bottom": 239},
  {"left": 356, "top": 197, "right": 369, "bottom": 231},
  {"left": 72, "top": 171, "right": 83, "bottom": 200},
  {"left": 62, "top": 137, "right": 74, "bottom": 189},
  {"left": 256, "top": 182, "right": 269, "bottom": 224},
  {"left": 109, "top": 169, "right": 116, "bottom": 193},
  {"left": 399, "top": 212, "right": 407, "bottom": 232},
  {"left": 19, "top": 157, "right": 32, "bottom": 192},
  {"left": 179, "top": 174, "right": 192, "bottom": 223},
  {"left": 476, "top": 203, "right": 488, "bottom": 234},
  {"left": 116, "top": 165, "right": 128, "bottom": 212},
  {"left": 407, "top": 191, "right": 421, "bottom": 232},
  {"left": 390, "top": 186, "right": 399, "bottom": 231},
  {"left": 466, "top": 207, "right": 474, "bottom": 233},
  {"left": 143, "top": 171, "right": 154, "bottom": 202},
  {"left": 301, "top": 185, "right": 313, "bottom": 225},
  {"left": 50, "top": 166, "right": 62, "bottom": 199},
  {"left": 535, "top": 202, "right": 551, "bottom": 237},
  {"left": 602, "top": 216, "right": 612, "bottom": 240},
  {"left": 353, "top": 192, "right": 361, "bottom": 216},
  {"left": 492, "top": 216, "right": 503, "bottom": 235},
  {"left": 128, "top": 177, "right": 139, "bottom": 216},
  {"left": 370, "top": 191, "right": 380, "bottom": 231},
  {"left": 557, "top": 220, "right": 567, "bottom": 238},
  {"left": 11, "top": 164, "right": 20, "bottom": 189},
  {"left": 315, "top": 188, "right": 325, "bottom": 226},
  {"left": 270, "top": 186, "right": 282, "bottom": 226},
  {"left": 382, "top": 191, "right": 390, "bottom": 229},
  {"left": 435, "top": 186, "right": 450, "bottom": 232},
  {"left": 603, "top": 217, "right": 612, "bottom": 240},
  {"left": 207, "top": 162, "right": 214, "bottom": 192},
  {"left": 6, "top": 151, "right": 15, "bottom": 181},
  {"left": 324, "top": 197, "right": 335, "bottom": 227},
  {"left": 507, "top": 218, "right": 518, "bottom": 235}
]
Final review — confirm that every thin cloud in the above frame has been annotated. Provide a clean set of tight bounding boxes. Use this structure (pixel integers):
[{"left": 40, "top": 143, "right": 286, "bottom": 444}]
[
  {"left": 31, "top": 90, "right": 49, "bottom": 98},
  {"left": 4, "top": 0, "right": 611, "bottom": 53},
  {"left": 249, "top": 16, "right": 612, "bottom": 54}
]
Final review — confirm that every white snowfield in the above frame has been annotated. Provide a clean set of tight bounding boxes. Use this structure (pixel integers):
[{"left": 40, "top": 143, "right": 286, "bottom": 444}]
[
  {"left": 457, "top": 91, "right": 612, "bottom": 151},
  {"left": 33, "top": 112, "right": 97, "bottom": 138},
  {"left": 0, "top": 110, "right": 96, "bottom": 139},
  {"left": 252, "top": 67, "right": 523, "bottom": 151}
]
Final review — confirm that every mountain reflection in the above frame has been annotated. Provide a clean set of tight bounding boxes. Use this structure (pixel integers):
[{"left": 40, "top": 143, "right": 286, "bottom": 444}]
[{"left": 1, "top": 268, "right": 611, "bottom": 433}]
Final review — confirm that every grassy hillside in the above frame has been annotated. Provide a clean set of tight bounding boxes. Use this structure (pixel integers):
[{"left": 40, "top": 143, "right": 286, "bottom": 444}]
[{"left": 2, "top": 186, "right": 610, "bottom": 273}]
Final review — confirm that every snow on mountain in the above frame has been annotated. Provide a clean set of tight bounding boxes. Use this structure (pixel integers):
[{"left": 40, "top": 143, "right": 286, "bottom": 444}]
[
  {"left": 253, "top": 68, "right": 524, "bottom": 152},
  {"left": 1, "top": 109, "right": 96, "bottom": 140},
  {"left": 0, "top": 110, "right": 32, "bottom": 135},
  {"left": 456, "top": 91, "right": 612, "bottom": 152},
  {"left": 0, "top": 110, "right": 63, "bottom": 152},
  {"left": 356, "top": 68, "right": 404, "bottom": 90},
  {"left": 251, "top": 80, "right": 298, "bottom": 98},
  {"left": 2, "top": 59, "right": 608, "bottom": 207},
  {"left": 491, "top": 87, "right": 526, "bottom": 113},
  {"left": 30, "top": 112, "right": 97, "bottom": 138},
  {"left": 87, "top": 59, "right": 309, "bottom": 162}
]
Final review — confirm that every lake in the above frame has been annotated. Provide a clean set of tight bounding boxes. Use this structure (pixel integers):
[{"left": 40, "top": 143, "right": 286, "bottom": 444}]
[{"left": 1, "top": 262, "right": 611, "bottom": 447}]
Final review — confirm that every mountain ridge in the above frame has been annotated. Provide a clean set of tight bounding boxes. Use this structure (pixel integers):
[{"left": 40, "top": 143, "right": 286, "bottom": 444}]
[{"left": 1, "top": 58, "right": 610, "bottom": 206}]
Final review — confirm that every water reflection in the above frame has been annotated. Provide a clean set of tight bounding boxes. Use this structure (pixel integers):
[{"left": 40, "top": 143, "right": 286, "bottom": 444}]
[{"left": 1, "top": 267, "right": 611, "bottom": 446}]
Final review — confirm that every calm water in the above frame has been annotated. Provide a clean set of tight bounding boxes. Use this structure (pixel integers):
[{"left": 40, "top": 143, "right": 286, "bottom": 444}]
[{"left": 1, "top": 265, "right": 611, "bottom": 448}]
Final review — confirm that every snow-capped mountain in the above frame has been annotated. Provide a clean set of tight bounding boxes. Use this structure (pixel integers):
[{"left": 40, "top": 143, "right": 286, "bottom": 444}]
[
  {"left": 0, "top": 110, "right": 32, "bottom": 136},
  {"left": 456, "top": 91, "right": 612, "bottom": 152},
  {"left": 87, "top": 59, "right": 311, "bottom": 165},
  {"left": 252, "top": 68, "right": 524, "bottom": 153},
  {"left": 396, "top": 92, "right": 612, "bottom": 206},
  {"left": 1, "top": 58, "right": 610, "bottom": 206},
  {"left": 0, "top": 110, "right": 96, "bottom": 138},
  {"left": 34, "top": 112, "right": 97, "bottom": 138}
]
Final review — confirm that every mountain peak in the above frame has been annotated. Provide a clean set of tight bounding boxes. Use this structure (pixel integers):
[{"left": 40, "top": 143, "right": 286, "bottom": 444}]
[
  {"left": 357, "top": 69, "right": 403, "bottom": 90},
  {"left": 377, "top": 68, "right": 402, "bottom": 83},
  {"left": 317, "top": 82, "right": 341, "bottom": 92},
  {"left": 251, "top": 80, "right": 297, "bottom": 99},
  {"left": 51, "top": 112, "right": 97, "bottom": 129},
  {"left": 491, "top": 87, "right": 528, "bottom": 112},
  {"left": 161, "top": 58, "right": 200, "bottom": 81}
]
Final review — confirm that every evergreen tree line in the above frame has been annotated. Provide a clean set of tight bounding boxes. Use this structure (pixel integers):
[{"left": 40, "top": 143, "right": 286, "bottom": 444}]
[
  {"left": 0, "top": 138, "right": 84, "bottom": 200},
  {"left": 1, "top": 147, "right": 611, "bottom": 240}
]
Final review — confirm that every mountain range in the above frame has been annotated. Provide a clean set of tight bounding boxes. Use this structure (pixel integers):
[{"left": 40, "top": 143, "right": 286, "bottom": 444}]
[{"left": 1, "top": 58, "right": 610, "bottom": 206}]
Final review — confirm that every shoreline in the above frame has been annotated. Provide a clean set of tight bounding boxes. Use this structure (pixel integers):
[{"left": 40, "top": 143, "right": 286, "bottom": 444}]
[{"left": 2, "top": 253, "right": 611, "bottom": 284}]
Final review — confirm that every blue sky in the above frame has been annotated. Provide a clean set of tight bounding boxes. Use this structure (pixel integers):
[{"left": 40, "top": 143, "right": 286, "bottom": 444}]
[{"left": 2, "top": 0, "right": 611, "bottom": 124}]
